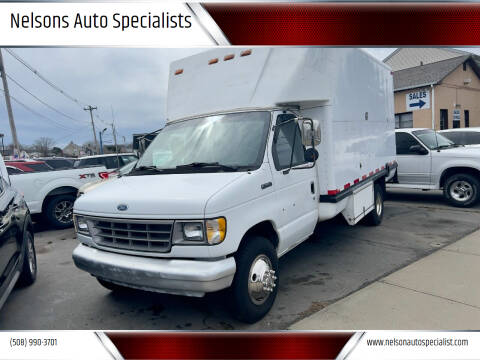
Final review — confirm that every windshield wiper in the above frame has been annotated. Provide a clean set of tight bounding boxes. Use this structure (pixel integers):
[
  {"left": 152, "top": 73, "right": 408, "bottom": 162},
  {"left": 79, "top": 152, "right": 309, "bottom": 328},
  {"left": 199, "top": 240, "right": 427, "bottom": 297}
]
[
  {"left": 175, "top": 162, "right": 239, "bottom": 172},
  {"left": 129, "top": 165, "right": 172, "bottom": 174},
  {"left": 435, "top": 144, "right": 455, "bottom": 150}
]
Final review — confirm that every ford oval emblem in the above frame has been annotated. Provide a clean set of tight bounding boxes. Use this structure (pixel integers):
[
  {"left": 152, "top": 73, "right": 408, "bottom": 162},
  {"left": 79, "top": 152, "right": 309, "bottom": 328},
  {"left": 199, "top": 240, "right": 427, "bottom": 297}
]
[{"left": 117, "top": 204, "right": 128, "bottom": 211}]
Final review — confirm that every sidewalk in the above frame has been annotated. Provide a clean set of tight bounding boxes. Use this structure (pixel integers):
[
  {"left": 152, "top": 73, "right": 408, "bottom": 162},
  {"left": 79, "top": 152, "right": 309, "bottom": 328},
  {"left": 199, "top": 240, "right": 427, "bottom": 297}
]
[{"left": 290, "top": 229, "right": 480, "bottom": 330}]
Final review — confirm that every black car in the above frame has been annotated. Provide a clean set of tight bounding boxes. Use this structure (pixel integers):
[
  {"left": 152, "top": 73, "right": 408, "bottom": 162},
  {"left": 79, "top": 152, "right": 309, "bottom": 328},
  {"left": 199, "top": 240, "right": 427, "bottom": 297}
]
[{"left": 0, "top": 161, "right": 37, "bottom": 309}]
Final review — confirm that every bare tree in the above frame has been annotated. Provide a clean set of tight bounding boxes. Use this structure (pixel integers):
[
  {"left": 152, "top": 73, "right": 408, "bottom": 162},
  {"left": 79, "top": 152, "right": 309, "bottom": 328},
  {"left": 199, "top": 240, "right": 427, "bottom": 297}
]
[{"left": 33, "top": 137, "right": 55, "bottom": 157}]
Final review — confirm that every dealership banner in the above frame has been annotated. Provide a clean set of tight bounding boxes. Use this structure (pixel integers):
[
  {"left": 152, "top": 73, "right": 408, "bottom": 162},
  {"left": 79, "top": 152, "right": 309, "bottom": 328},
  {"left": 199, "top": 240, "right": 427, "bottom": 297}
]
[
  {"left": 1, "top": 331, "right": 479, "bottom": 359},
  {"left": 4, "top": 2, "right": 480, "bottom": 46}
]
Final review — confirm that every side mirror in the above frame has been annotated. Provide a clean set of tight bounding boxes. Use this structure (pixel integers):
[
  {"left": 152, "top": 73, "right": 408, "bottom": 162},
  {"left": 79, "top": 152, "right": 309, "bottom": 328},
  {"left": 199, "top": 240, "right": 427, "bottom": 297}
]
[
  {"left": 409, "top": 144, "right": 428, "bottom": 155},
  {"left": 301, "top": 119, "right": 321, "bottom": 146},
  {"left": 305, "top": 148, "right": 319, "bottom": 162}
]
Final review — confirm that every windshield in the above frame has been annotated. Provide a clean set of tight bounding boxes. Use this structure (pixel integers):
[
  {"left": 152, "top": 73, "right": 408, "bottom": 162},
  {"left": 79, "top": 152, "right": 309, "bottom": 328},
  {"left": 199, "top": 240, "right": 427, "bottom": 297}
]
[
  {"left": 413, "top": 129, "right": 455, "bottom": 150},
  {"left": 134, "top": 111, "right": 271, "bottom": 173}
]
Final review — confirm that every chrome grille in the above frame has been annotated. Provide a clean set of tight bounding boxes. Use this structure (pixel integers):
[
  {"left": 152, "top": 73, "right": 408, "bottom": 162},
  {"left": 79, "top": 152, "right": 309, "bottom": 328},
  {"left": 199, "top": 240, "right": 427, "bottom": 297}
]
[{"left": 91, "top": 218, "right": 173, "bottom": 253}]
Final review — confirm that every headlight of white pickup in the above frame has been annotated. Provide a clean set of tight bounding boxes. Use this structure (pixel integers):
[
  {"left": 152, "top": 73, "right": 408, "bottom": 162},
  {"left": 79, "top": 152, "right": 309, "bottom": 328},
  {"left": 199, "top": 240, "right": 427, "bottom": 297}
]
[{"left": 73, "top": 215, "right": 90, "bottom": 236}]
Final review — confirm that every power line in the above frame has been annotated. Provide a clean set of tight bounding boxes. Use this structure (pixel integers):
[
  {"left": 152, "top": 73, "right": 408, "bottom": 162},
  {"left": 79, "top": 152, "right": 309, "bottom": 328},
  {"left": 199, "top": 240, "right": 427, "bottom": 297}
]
[
  {"left": 5, "top": 48, "right": 87, "bottom": 108},
  {"left": 6, "top": 74, "right": 87, "bottom": 125},
  {"left": 0, "top": 88, "right": 74, "bottom": 131},
  {"left": 53, "top": 124, "right": 91, "bottom": 143}
]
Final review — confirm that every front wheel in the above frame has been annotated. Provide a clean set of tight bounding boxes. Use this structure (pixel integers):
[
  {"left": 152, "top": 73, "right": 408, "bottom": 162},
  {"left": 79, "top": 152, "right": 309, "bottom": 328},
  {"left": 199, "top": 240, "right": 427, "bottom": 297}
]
[
  {"left": 18, "top": 230, "right": 37, "bottom": 286},
  {"left": 366, "top": 183, "right": 384, "bottom": 226},
  {"left": 230, "top": 236, "right": 278, "bottom": 323},
  {"left": 444, "top": 173, "right": 480, "bottom": 207},
  {"left": 45, "top": 194, "right": 76, "bottom": 229}
]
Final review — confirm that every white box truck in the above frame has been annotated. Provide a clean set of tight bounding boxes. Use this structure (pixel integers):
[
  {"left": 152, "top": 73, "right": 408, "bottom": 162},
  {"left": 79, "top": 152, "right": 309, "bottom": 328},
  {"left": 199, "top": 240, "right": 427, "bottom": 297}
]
[{"left": 72, "top": 48, "right": 397, "bottom": 322}]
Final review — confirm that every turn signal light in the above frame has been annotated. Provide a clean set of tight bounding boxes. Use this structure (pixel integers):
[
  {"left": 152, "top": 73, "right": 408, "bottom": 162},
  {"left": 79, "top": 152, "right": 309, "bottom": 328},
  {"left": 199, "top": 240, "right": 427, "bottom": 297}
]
[{"left": 174, "top": 69, "right": 183, "bottom": 75}]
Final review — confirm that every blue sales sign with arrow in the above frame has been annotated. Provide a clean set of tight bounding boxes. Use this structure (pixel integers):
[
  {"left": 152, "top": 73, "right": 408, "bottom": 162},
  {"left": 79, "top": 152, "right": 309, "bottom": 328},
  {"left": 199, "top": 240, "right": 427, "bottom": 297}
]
[{"left": 406, "top": 89, "right": 430, "bottom": 111}]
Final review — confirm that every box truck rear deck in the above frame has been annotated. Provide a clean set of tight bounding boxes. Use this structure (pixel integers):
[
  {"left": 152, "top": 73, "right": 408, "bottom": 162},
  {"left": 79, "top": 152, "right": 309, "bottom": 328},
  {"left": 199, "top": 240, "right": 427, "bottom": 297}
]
[{"left": 73, "top": 48, "right": 397, "bottom": 323}]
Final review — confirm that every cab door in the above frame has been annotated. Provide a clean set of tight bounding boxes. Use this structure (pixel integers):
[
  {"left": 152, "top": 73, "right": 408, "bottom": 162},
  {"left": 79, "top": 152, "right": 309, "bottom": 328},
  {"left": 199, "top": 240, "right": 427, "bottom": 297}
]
[
  {"left": 269, "top": 112, "right": 318, "bottom": 255},
  {"left": 395, "top": 132, "right": 432, "bottom": 185}
]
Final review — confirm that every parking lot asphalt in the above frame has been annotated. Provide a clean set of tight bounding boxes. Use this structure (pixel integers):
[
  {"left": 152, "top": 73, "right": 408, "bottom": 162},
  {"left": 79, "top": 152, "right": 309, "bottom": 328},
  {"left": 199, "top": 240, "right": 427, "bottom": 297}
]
[{"left": 1, "top": 188, "right": 479, "bottom": 330}]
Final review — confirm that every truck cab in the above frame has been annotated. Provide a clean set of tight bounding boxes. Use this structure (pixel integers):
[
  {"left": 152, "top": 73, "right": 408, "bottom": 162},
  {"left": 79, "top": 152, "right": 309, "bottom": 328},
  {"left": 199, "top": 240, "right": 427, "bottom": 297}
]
[{"left": 389, "top": 128, "right": 480, "bottom": 207}]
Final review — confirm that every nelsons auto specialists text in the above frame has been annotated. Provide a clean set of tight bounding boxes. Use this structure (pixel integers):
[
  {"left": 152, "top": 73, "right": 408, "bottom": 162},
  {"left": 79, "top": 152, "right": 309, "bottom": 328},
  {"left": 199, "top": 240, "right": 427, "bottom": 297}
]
[{"left": 11, "top": 12, "right": 192, "bottom": 31}]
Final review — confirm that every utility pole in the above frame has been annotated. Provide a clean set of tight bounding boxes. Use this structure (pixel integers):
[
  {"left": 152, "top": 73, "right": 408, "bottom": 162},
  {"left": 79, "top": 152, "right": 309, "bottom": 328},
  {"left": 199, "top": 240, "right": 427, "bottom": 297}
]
[
  {"left": 110, "top": 106, "right": 118, "bottom": 154},
  {"left": 84, "top": 105, "right": 99, "bottom": 154},
  {"left": 0, "top": 49, "right": 20, "bottom": 157}
]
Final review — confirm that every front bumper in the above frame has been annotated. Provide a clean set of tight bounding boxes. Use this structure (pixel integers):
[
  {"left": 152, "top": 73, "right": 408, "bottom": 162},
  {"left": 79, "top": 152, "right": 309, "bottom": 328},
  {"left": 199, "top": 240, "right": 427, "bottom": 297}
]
[{"left": 72, "top": 244, "right": 236, "bottom": 297}]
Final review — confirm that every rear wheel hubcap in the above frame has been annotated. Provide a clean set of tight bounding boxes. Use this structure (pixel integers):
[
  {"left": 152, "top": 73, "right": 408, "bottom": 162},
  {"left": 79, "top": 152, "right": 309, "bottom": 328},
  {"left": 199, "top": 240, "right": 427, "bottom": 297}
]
[{"left": 54, "top": 200, "right": 73, "bottom": 224}]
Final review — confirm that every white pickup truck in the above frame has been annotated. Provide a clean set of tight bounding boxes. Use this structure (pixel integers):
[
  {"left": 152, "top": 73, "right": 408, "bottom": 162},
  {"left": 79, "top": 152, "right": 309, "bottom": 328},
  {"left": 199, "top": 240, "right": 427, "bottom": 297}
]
[
  {"left": 10, "top": 166, "right": 109, "bottom": 228},
  {"left": 72, "top": 48, "right": 396, "bottom": 322},
  {"left": 388, "top": 128, "right": 480, "bottom": 207}
]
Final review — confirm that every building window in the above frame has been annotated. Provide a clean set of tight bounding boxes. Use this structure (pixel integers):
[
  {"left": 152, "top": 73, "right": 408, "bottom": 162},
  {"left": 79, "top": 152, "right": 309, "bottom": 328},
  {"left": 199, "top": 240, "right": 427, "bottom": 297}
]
[
  {"left": 463, "top": 62, "right": 467, "bottom": 71},
  {"left": 453, "top": 109, "right": 461, "bottom": 129},
  {"left": 465, "top": 110, "right": 470, "bottom": 128},
  {"left": 440, "top": 109, "right": 448, "bottom": 130},
  {"left": 395, "top": 112, "right": 413, "bottom": 129}
]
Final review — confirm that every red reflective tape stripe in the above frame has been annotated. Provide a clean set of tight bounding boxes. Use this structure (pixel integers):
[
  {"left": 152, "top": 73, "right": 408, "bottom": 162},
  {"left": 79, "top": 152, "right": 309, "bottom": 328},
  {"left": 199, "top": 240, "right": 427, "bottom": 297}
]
[
  {"left": 375, "top": 168, "right": 379, "bottom": 173},
  {"left": 344, "top": 183, "right": 351, "bottom": 189},
  {"left": 362, "top": 175, "right": 367, "bottom": 180},
  {"left": 354, "top": 178, "right": 359, "bottom": 184},
  {"left": 369, "top": 171, "right": 374, "bottom": 176},
  {"left": 327, "top": 190, "right": 339, "bottom": 195},
  {"left": 381, "top": 166, "right": 385, "bottom": 170}
]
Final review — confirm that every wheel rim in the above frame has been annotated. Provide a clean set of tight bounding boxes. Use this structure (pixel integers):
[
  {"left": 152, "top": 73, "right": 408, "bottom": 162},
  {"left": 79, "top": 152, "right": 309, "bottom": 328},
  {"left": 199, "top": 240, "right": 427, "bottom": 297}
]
[
  {"left": 247, "top": 255, "right": 277, "bottom": 305},
  {"left": 54, "top": 200, "right": 73, "bottom": 224},
  {"left": 376, "top": 191, "right": 383, "bottom": 216},
  {"left": 26, "top": 234, "right": 36, "bottom": 275},
  {"left": 450, "top": 181, "right": 473, "bottom": 202}
]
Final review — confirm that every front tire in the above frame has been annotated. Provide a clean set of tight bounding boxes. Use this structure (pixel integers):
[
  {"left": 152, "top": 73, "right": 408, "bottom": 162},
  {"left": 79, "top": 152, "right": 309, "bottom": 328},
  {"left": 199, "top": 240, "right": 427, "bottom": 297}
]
[
  {"left": 366, "top": 183, "right": 384, "bottom": 226},
  {"left": 45, "top": 194, "right": 76, "bottom": 229},
  {"left": 444, "top": 173, "right": 479, "bottom": 207},
  {"left": 230, "top": 236, "right": 278, "bottom": 323},
  {"left": 18, "top": 230, "right": 37, "bottom": 286}
]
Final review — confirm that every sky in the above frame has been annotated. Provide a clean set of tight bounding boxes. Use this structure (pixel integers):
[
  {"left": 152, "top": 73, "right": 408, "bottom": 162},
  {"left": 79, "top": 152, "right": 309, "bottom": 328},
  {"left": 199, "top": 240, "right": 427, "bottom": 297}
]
[{"left": 0, "top": 47, "right": 479, "bottom": 148}]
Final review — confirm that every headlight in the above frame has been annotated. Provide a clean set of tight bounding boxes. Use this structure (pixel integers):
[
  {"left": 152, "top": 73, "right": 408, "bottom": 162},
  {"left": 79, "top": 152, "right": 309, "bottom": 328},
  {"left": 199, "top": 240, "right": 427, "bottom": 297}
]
[
  {"left": 73, "top": 215, "right": 90, "bottom": 236},
  {"left": 182, "top": 222, "right": 204, "bottom": 241},
  {"left": 206, "top": 217, "right": 226, "bottom": 245},
  {"left": 172, "top": 221, "right": 204, "bottom": 244}
]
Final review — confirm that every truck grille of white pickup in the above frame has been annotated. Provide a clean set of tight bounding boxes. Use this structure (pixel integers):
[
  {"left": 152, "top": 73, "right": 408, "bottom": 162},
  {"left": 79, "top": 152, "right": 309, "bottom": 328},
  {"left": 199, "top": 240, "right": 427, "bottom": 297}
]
[{"left": 91, "top": 218, "right": 173, "bottom": 253}]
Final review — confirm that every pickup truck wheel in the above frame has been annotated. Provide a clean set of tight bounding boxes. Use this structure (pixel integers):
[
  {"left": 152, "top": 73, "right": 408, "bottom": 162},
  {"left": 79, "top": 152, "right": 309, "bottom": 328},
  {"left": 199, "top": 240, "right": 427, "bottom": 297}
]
[
  {"left": 45, "top": 194, "right": 75, "bottom": 229},
  {"left": 97, "top": 278, "right": 131, "bottom": 292},
  {"left": 17, "top": 230, "right": 37, "bottom": 286},
  {"left": 366, "top": 183, "right": 384, "bottom": 226},
  {"left": 230, "top": 236, "right": 278, "bottom": 323},
  {"left": 444, "top": 174, "right": 479, "bottom": 207}
]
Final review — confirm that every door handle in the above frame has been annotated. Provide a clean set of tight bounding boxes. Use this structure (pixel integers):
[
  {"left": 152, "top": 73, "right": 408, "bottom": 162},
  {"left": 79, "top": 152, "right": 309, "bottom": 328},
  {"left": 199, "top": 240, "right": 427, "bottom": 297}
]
[
  {"left": 310, "top": 182, "right": 315, "bottom": 194},
  {"left": 261, "top": 182, "right": 272, "bottom": 190}
]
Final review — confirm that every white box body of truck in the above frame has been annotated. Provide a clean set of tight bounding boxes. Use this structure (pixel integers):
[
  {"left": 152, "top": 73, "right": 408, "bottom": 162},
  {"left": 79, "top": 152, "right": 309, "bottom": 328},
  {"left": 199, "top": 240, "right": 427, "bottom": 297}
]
[{"left": 72, "top": 48, "right": 396, "bottom": 322}]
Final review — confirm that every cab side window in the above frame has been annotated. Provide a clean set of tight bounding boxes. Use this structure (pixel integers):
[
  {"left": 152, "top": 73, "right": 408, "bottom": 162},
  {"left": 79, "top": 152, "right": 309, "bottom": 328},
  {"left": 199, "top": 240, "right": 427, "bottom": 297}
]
[
  {"left": 104, "top": 156, "right": 120, "bottom": 169},
  {"left": 395, "top": 132, "right": 423, "bottom": 155},
  {"left": 272, "top": 114, "right": 305, "bottom": 170}
]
